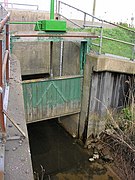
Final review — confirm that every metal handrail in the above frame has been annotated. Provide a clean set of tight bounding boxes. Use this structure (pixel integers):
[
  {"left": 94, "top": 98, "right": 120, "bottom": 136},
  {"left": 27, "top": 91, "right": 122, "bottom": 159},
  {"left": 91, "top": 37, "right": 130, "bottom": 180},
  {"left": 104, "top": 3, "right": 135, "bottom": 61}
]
[
  {"left": 0, "top": 2, "right": 39, "bottom": 10},
  {"left": 58, "top": 1, "right": 101, "bottom": 22},
  {"left": 58, "top": 1, "right": 135, "bottom": 34},
  {"left": 0, "top": 12, "right": 10, "bottom": 32},
  {"left": 102, "top": 36, "right": 135, "bottom": 46},
  {"left": 2, "top": 50, "right": 9, "bottom": 79},
  {"left": 58, "top": 1, "right": 135, "bottom": 59},
  {"left": 0, "top": 9, "right": 10, "bottom": 138},
  {"left": 59, "top": 13, "right": 83, "bottom": 29}
]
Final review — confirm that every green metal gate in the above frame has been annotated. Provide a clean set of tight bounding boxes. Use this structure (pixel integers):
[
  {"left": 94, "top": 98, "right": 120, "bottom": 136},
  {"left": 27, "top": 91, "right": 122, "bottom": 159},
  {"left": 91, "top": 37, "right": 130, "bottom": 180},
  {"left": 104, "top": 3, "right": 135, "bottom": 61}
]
[{"left": 23, "top": 75, "right": 83, "bottom": 123}]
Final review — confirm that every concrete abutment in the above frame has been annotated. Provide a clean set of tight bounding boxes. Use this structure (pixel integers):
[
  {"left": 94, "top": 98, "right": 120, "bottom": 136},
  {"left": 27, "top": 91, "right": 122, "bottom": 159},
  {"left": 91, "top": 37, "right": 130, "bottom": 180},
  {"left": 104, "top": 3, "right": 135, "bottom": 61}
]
[{"left": 79, "top": 53, "right": 135, "bottom": 144}]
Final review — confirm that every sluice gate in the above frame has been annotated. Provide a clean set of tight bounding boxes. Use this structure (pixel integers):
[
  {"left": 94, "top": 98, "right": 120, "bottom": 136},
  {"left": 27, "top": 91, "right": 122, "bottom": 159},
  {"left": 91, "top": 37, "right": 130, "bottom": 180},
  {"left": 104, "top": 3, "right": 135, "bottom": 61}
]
[{"left": 23, "top": 75, "right": 83, "bottom": 123}]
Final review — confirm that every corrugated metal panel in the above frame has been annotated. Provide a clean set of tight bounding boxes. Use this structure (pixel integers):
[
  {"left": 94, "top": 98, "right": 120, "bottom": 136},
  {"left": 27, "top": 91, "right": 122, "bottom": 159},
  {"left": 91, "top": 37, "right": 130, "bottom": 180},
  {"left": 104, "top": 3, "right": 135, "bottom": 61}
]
[{"left": 23, "top": 75, "right": 83, "bottom": 123}]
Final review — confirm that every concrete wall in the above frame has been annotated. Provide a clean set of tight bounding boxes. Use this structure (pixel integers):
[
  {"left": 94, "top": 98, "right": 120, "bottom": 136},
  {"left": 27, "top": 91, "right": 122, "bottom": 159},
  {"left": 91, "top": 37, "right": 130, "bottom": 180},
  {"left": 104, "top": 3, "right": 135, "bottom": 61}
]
[
  {"left": 9, "top": 9, "right": 50, "bottom": 31},
  {"left": 79, "top": 54, "right": 135, "bottom": 143},
  {"left": 12, "top": 41, "right": 50, "bottom": 75},
  {"left": 12, "top": 41, "right": 81, "bottom": 76},
  {"left": 58, "top": 114, "right": 80, "bottom": 138}
]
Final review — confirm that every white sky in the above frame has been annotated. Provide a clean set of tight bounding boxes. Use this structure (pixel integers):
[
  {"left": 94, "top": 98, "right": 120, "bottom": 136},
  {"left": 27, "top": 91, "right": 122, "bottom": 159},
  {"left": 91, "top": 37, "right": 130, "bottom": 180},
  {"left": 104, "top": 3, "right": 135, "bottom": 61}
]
[{"left": 5, "top": 0, "right": 135, "bottom": 24}]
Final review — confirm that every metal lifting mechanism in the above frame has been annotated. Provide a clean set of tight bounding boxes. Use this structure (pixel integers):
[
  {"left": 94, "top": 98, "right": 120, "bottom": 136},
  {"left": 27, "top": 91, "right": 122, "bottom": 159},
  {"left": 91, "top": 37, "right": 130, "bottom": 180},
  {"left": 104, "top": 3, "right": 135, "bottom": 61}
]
[{"left": 35, "top": 0, "right": 67, "bottom": 32}]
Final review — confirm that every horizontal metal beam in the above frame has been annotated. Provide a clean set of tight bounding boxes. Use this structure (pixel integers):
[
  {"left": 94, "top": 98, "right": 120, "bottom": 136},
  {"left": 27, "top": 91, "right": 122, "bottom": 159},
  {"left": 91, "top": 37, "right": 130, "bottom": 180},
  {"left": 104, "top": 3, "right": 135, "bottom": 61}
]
[
  {"left": 22, "top": 74, "right": 83, "bottom": 84},
  {"left": 83, "top": 24, "right": 102, "bottom": 28},
  {"left": 12, "top": 32, "right": 98, "bottom": 38},
  {"left": 10, "top": 22, "right": 36, "bottom": 25},
  {"left": 26, "top": 110, "right": 81, "bottom": 124},
  {"left": 0, "top": 2, "right": 39, "bottom": 10},
  {"left": 103, "top": 36, "right": 135, "bottom": 46},
  {"left": 92, "top": 43, "right": 100, "bottom": 47}
]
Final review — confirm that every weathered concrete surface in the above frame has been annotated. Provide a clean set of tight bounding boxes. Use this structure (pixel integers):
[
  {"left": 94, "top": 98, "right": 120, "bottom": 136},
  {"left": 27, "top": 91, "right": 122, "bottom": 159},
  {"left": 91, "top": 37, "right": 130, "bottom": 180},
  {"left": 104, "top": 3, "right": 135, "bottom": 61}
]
[
  {"left": 52, "top": 41, "right": 80, "bottom": 76},
  {"left": 5, "top": 55, "right": 33, "bottom": 180},
  {"left": 12, "top": 40, "right": 80, "bottom": 76},
  {"left": 12, "top": 41, "right": 50, "bottom": 75},
  {"left": 63, "top": 42, "right": 80, "bottom": 75},
  {"left": 79, "top": 53, "right": 135, "bottom": 141},
  {"left": 89, "top": 53, "right": 135, "bottom": 74},
  {"left": 9, "top": 9, "right": 114, "bottom": 32},
  {"left": 9, "top": 9, "right": 49, "bottom": 31},
  {"left": 58, "top": 113, "right": 80, "bottom": 138}
]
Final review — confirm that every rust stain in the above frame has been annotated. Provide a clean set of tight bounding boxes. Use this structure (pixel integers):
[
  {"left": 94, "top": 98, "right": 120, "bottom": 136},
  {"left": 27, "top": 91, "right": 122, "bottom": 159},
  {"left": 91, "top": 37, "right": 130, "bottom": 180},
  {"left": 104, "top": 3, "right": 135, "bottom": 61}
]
[{"left": 0, "top": 171, "right": 4, "bottom": 180}]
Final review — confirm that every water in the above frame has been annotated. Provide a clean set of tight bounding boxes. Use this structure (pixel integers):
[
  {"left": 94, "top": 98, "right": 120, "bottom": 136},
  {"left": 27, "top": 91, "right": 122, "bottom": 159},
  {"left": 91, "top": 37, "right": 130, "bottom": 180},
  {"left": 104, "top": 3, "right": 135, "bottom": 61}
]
[{"left": 27, "top": 119, "right": 120, "bottom": 180}]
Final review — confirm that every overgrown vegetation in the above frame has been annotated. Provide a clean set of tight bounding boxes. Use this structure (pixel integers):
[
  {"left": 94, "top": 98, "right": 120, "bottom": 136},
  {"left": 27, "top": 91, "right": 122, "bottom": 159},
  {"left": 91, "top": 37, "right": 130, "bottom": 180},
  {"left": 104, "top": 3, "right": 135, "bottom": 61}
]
[
  {"left": 68, "top": 27, "right": 135, "bottom": 59},
  {"left": 92, "top": 28, "right": 135, "bottom": 59},
  {"left": 98, "top": 78, "right": 135, "bottom": 180}
]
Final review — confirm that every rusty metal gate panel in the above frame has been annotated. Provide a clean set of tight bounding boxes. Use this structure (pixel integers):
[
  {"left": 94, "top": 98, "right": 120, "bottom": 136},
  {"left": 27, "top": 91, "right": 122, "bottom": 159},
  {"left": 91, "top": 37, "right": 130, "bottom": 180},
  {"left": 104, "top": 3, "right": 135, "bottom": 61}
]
[{"left": 22, "top": 75, "right": 83, "bottom": 123}]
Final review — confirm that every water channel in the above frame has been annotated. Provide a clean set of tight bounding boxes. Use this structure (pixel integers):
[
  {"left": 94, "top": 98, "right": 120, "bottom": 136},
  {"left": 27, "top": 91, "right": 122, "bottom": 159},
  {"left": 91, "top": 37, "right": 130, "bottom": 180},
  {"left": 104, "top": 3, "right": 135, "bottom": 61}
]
[{"left": 27, "top": 119, "right": 120, "bottom": 180}]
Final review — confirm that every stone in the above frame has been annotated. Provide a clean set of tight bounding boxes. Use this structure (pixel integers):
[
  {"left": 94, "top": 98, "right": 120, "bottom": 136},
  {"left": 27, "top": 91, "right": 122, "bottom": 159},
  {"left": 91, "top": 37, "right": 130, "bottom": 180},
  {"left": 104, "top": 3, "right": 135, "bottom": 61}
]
[
  {"left": 93, "top": 153, "right": 99, "bottom": 160},
  {"left": 89, "top": 158, "right": 95, "bottom": 162}
]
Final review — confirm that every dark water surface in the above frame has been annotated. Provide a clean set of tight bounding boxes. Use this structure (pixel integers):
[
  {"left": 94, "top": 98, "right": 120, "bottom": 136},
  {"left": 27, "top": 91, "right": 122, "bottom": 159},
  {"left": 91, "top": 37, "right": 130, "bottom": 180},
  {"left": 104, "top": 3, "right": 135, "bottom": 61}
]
[{"left": 27, "top": 119, "right": 119, "bottom": 180}]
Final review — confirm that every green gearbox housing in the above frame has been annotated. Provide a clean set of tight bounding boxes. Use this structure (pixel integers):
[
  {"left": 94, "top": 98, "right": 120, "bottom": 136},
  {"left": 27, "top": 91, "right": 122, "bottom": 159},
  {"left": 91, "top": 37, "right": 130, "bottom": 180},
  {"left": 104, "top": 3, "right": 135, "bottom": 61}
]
[
  {"left": 35, "top": 0, "right": 67, "bottom": 32},
  {"left": 35, "top": 20, "right": 67, "bottom": 32}
]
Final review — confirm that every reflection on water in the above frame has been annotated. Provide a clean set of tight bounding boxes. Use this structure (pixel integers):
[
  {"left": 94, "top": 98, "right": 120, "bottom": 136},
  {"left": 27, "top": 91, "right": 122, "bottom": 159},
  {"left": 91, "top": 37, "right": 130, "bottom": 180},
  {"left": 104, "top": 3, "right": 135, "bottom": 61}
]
[{"left": 27, "top": 119, "right": 119, "bottom": 180}]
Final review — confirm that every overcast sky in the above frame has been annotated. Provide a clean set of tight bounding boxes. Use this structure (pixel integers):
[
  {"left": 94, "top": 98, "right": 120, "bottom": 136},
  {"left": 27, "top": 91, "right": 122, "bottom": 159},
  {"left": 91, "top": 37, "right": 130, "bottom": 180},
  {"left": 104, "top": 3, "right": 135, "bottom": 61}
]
[{"left": 5, "top": 0, "right": 135, "bottom": 24}]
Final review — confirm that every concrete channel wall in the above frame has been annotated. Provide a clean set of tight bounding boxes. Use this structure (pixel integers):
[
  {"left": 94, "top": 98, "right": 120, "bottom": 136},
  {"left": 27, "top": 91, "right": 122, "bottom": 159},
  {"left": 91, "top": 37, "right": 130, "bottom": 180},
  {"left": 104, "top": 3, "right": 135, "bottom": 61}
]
[
  {"left": 79, "top": 54, "right": 135, "bottom": 143},
  {"left": 12, "top": 41, "right": 80, "bottom": 76}
]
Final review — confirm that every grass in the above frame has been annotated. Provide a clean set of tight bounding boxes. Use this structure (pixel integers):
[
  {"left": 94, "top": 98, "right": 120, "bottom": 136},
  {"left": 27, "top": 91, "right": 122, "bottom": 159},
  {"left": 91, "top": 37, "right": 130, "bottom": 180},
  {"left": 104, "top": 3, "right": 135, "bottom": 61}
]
[{"left": 67, "top": 27, "right": 135, "bottom": 59}]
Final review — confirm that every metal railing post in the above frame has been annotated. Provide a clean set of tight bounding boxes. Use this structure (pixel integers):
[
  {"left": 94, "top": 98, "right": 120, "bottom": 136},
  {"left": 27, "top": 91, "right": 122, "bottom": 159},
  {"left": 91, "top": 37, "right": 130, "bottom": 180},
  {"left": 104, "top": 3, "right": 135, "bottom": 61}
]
[
  {"left": 60, "top": 41, "right": 63, "bottom": 76},
  {"left": 0, "top": 40, "right": 6, "bottom": 137},
  {"left": 83, "top": 13, "right": 86, "bottom": 27},
  {"left": 6, "top": 24, "right": 9, "bottom": 84},
  {"left": 99, "top": 21, "right": 103, "bottom": 54},
  {"left": 58, "top": 1, "right": 61, "bottom": 20},
  {"left": 56, "top": 0, "right": 58, "bottom": 15},
  {"left": 132, "top": 44, "right": 135, "bottom": 60}
]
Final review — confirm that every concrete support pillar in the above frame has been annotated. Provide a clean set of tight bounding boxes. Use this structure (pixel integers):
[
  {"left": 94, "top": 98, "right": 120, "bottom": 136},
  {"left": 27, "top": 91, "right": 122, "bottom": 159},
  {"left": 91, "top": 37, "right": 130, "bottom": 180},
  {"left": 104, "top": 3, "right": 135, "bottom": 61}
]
[{"left": 59, "top": 113, "right": 80, "bottom": 138}]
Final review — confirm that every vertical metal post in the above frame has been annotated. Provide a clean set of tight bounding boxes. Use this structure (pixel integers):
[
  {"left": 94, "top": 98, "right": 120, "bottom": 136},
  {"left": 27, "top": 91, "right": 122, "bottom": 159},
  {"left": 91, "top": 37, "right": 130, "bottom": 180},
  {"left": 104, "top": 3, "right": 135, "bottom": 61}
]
[
  {"left": 56, "top": 0, "right": 58, "bottom": 15},
  {"left": 0, "top": 41, "right": 6, "bottom": 136},
  {"left": 58, "top": 1, "right": 61, "bottom": 20},
  {"left": 50, "top": 0, "right": 55, "bottom": 20},
  {"left": 50, "top": 41, "right": 53, "bottom": 77},
  {"left": 80, "top": 41, "right": 87, "bottom": 74},
  {"left": 6, "top": 24, "right": 9, "bottom": 84},
  {"left": 132, "top": 36, "right": 135, "bottom": 60},
  {"left": 83, "top": 13, "right": 86, "bottom": 27},
  {"left": 99, "top": 21, "right": 103, "bottom": 54},
  {"left": 60, "top": 41, "right": 63, "bottom": 76},
  {"left": 92, "top": 0, "right": 96, "bottom": 24}
]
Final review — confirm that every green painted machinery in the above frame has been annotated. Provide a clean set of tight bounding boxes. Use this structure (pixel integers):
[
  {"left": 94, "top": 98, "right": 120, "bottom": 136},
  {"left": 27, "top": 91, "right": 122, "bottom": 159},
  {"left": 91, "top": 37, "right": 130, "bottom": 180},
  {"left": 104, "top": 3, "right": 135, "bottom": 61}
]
[{"left": 35, "top": 0, "right": 66, "bottom": 32}]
